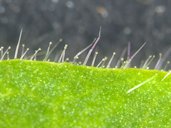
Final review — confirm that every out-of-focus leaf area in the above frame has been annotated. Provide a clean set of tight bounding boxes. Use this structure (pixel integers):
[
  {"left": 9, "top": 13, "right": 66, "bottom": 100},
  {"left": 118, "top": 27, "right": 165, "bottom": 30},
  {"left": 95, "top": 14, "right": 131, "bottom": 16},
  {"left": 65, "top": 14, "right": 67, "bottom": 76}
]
[{"left": 0, "top": 0, "right": 171, "bottom": 66}]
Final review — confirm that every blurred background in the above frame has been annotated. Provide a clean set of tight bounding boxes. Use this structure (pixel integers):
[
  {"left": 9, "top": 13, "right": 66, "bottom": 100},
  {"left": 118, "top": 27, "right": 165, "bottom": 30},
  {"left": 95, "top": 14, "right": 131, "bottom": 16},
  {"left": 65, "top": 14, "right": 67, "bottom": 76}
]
[{"left": 0, "top": 0, "right": 171, "bottom": 68}]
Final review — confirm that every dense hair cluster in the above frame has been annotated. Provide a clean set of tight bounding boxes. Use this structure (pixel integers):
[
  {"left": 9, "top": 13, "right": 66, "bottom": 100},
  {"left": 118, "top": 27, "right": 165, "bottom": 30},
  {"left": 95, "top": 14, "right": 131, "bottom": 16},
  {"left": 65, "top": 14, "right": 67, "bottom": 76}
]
[{"left": 1, "top": 28, "right": 171, "bottom": 82}]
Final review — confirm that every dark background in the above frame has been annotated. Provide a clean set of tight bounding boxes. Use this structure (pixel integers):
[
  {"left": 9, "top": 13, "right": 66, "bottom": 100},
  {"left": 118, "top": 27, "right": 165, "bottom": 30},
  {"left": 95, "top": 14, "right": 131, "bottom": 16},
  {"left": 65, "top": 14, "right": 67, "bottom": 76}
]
[{"left": 0, "top": 0, "right": 171, "bottom": 68}]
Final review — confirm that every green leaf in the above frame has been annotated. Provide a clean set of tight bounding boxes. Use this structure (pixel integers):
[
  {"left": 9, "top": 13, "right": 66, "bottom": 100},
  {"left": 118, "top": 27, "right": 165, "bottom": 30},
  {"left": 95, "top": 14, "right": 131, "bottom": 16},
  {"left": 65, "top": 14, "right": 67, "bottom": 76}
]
[{"left": 0, "top": 59, "right": 171, "bottom": 127}]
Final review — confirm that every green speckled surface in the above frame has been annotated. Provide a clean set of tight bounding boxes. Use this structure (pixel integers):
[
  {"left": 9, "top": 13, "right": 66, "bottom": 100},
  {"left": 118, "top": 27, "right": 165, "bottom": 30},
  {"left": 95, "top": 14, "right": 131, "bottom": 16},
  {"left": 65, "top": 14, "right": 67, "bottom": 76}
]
[{"left": 0, "top": 60, "right": 171, "bottom": 128}]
